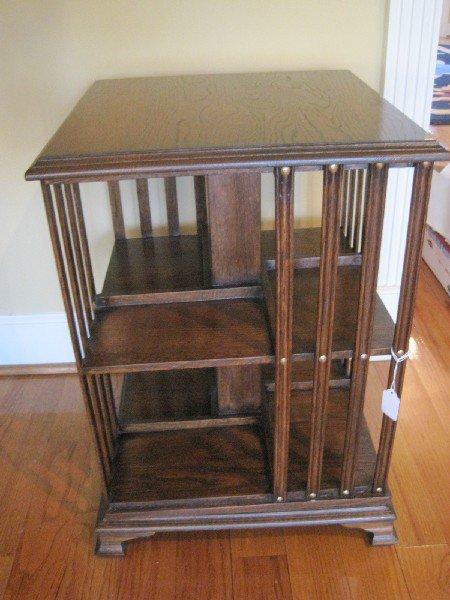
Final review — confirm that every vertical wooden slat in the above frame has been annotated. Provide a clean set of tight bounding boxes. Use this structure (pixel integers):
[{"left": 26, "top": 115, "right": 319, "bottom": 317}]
[
  {"left": 215, "top": 366, "right": 262, "bottom": 414},
  {"left": 70, "top": 183, "right": 118, "bottom": 450},
  {"left": 194, "top": 175, "right": 208, "bottom": 238},
  {"left": 136, "top": 178, "right": 152, "bottom": 237},
  {"left": 343, "top": 169, "right": 350, "bottom": 237},
  {"left": 340, "top": 170, "right": 348, "bottom": 229},
  {"left": 307, "top": 163, "right": 343, "bottom": 498},
  {"left": 42, "top": 184, "right": 83, "bottom": 366},
  {"left": 103, "top": 373, "right": 119, "bottom": 432},
  {"left": 354, "top": 169, "right": 366, "bottom": 253},
  {"left": 41, "top": 183, "right": 110, "bottom": 490},
  {"left": 94, "top": 375, "right": 115, "bottom": 458},
  {"left": 194, "top": 175, "right": 210, "bottom": 284},
  {"left": 340, "top": 163, "right": 389, "bottom": 494},
  {"left": 273, "top": 166, "right": 294, "bottom": 501},
  {"left": 53, "top": 185, "right": 89, "bottom": 348},
  {"left": 108, "top": 181, "right": 125, "bottom": 240},
  {"left": 99, "top": 373, "right": 118, "bottom": 435},
  {"left": 373, "top": 161, "right": 434, "bottom": 493},
  {"left": 72, "top": 184, "right": 96, "bottom": 317},
  {"left": 164, "top": 177, "right": 180, "bottom": 236},
  {"left": 64, "top": 184, "right": 93, "bottom": 327},
  {"left": 86, "top": 375, "right": 114, "bottom": 477},
  {"left": 348, "top": 170, "right": 357, "bottom": 248},
  {"left": 56, "top": 184, "right": 116, "bottom": 464}
]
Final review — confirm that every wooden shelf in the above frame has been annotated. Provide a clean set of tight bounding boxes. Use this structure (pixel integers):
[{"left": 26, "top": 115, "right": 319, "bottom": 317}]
[
  {"left": 100, "top": 235, "right": 208, "bottom": 299},
  {"left": 261, "top": 227, "right": 359, "bottom": 269},
  {"left": 110, "top": 425, "right": 271, "bottom": 504},
  {"left": 113, "top": 386, "right": 376, "bottom": 505},
  {"left": 119, "top": 369, "right": 258, "bottom": 432},
  {"left": 119, "top": 370, "right": 213, "bottom": 427},
  {"left": 84, "top": 226, "right": 393, "bottom": 373},
  {"left": 264, "top": 388, "right": 377, "bottom": 493},
  {"left": 263, "top": 360, "right": 350, "bottom": 391},
  {"left": 98, "top": 227, "right": 358, "bottom": 305},
  {"left": 83, "top": 298, "right": 273, "bottom": 373},
  {"left": 263, "top": 265, "right": 394, "bottom": 360},
  {"left": 119, "top": 364, "right": 349, "bottom": 433}
]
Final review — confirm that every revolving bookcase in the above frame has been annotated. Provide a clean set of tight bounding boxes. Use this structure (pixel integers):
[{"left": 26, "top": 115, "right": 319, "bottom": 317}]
[{"left": 26, "top": 71, "right": 449, "bottom": 556}]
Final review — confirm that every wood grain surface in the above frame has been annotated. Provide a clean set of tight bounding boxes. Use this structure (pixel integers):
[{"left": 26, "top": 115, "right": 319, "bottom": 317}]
[
  {"left": 0, "top": 262, "right": 447, "bottom": 598},
  {"left": 83, "top": 298, "right": 272, "bottom": 373},
  {"left": 263, "top": 265, "right": 394, "bottom": 360},
  {"left": 99, "top": 227, "right": 356, "bottom": 305},
  {"left": 25, "top": 71, "right": 449, "bottom": 180},
  {"left": 264, "top": 387, "right": 377, "bottom": 491},
  {"left": 110, "top": 425, "right": 271, "bottom": 503}
]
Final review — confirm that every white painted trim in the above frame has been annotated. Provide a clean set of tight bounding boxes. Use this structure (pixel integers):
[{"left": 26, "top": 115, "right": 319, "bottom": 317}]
[
  {"left": 378, "top": 0, "right": 443, "bottom": 315},
  {"left": 441, "top": 0, "right": 450, "bottom": 35},
  {"left": 377, "top": 286, "right": 401, "bottom": 321},
  {"left": 0, "top": 313, "right": 74, "bottom": 365}
]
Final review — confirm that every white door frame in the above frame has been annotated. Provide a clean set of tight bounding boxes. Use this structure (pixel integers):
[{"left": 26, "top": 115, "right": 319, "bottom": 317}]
[
  {"left": 441, "top": 0, "right": 450, "bottom": 36},
  {"left": 378, "top": 0, "right": 443, "bottom": 318}
]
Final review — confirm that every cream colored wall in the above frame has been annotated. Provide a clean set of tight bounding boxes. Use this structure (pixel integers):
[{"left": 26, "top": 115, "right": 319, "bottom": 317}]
[{"left": 0, "top": 0, "right": 387, "bottom": 314}]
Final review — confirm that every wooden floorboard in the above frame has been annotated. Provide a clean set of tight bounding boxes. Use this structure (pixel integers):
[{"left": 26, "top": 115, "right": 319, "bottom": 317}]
[{"left": 0, "top": 262, "right": 448, "bottom": 599}]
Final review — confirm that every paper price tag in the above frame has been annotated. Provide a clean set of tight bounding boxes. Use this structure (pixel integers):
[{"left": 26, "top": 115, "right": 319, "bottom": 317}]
[{"left": 382, "top": 388, "right": 400, "bottom": 421}]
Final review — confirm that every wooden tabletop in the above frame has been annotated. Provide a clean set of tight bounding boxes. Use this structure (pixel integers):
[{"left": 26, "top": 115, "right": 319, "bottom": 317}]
[{"left": 26, "top": 70, "right": 448, "bottom": 180}]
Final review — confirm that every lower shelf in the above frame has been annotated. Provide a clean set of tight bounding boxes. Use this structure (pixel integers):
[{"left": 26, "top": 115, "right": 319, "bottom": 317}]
[
  {"left": 118, "top": 369, "right": 261, "bottom": 432},
  {"left": 119, "top": 369, "right": 215, "bottom": 429},
  {"left": 110, "top": 425, "right": 271, "bottom": 504},
  {"left": 110, "top": 375, "right": 378, "bottom": 506}
]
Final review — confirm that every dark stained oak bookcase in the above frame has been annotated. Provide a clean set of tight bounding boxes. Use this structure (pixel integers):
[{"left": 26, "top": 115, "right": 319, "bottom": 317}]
[{"left": 26, "top": 70, "right": 449, "bottom": 556}]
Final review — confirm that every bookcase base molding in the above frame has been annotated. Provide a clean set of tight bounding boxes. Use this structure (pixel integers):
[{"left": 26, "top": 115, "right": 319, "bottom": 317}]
[{"left": 95, "top": 498, "right": 397, "bottom": 556}]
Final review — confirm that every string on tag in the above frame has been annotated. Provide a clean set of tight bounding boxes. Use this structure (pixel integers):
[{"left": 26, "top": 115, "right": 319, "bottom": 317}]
[{"left": 389, "top": 348, "right": 410, "bottom": 393}]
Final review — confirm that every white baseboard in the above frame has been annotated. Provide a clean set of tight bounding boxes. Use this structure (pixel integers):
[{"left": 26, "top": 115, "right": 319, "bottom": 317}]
[
  {"left": 377, "top": 286, "right": 400, "bottom": 322},
  {"left": 0, "top": 313, "right": 74, "bottom": 365}
]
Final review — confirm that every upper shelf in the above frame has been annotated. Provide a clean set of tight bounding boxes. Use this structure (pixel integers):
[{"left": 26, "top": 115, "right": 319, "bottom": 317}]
[
  {"left": 84, "top": 225, "right": 393, "bottom": 373},
  {"left": 25, "top": 70, "right": 449, "bottom": 181},
  {"left": 98, "top": 227, "right": 357, "bottom": 305}
]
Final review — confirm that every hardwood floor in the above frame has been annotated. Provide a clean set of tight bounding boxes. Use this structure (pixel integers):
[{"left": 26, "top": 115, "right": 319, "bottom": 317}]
[
  {"left": 431, "top": 125, "right": 450, "bottom": 151},
  {"left": 0, "top": 262, "right": 448, "bottom": 599}
]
